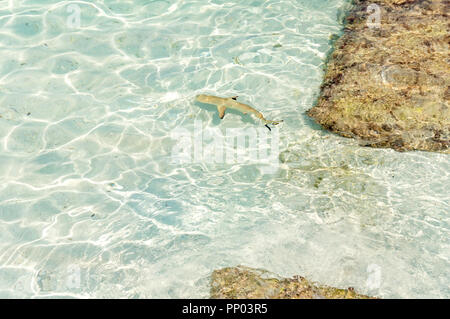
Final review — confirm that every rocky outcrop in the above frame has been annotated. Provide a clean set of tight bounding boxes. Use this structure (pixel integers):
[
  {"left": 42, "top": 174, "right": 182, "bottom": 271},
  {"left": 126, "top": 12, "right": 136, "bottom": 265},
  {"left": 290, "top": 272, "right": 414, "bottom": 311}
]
[
  {"left": 210, "top": 266, "right": 376, "bottom": 299},
  {"left": 308, "top": 0, "right": 449, "bottom": 152}
]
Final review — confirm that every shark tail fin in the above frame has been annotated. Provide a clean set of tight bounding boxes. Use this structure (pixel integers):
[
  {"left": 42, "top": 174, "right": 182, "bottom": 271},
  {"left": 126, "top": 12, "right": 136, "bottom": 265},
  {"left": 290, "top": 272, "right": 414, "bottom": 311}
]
[{"left": 217, "top": 105, "right": 226, "bottom": 119}]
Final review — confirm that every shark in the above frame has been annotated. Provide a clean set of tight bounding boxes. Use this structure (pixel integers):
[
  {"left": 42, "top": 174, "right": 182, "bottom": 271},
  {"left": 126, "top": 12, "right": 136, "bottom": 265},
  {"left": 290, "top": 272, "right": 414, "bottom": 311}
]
[{"left": 195, "top": 94, "right": 283, "bottom": 131}]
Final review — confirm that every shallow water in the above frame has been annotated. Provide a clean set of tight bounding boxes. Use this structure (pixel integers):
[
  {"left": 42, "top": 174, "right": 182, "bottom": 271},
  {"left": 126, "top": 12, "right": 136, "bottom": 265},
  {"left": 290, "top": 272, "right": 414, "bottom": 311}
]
[{"left": 0, "top": 0, "right": 448, "bottom": 298}]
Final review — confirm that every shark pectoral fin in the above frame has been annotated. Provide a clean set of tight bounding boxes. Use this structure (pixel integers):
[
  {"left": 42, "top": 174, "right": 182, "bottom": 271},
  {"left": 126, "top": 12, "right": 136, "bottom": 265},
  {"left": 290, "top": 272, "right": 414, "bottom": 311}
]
[
  {"left": 217, "top": 105, "right": 226, "bottom": 119},
  {"left": 269, "top": 120, "right": 283, "bottom": 125}
]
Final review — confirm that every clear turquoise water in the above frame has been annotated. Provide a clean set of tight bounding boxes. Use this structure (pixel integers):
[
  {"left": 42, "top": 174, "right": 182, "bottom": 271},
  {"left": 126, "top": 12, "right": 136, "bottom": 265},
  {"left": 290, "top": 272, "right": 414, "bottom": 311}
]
[{"left": 0, "top": 0, "right": 448, "bottom": 298}]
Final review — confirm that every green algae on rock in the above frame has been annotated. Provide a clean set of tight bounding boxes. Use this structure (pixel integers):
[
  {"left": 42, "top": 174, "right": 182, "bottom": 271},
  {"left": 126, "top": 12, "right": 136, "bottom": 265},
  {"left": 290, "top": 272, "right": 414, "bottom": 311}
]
[
  {"left": 308, "top": 0, "right": 449, "bottom": 152},
  {"left": 210, "top": 266, "right": 376, "bottom": 299}
]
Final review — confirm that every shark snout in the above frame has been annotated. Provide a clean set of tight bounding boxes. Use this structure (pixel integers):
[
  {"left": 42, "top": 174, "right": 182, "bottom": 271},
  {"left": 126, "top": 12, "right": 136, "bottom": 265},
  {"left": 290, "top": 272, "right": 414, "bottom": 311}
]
[{"left": 195, "top": 94, "right": 209, "bottom": 103}]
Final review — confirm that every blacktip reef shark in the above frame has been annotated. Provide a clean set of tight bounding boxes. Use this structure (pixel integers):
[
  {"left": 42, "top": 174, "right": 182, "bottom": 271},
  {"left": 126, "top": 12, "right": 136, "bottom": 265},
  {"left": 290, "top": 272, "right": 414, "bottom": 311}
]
[{"left": 195, "top": 94, "right": 283, "bottom": 131}]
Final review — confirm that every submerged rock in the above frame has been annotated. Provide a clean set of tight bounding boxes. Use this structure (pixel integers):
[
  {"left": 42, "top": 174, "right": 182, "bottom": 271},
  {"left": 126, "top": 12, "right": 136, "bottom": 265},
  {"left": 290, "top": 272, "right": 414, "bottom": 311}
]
[
  {"left": 308, "top": 0, "right": 449, "bottom": 152},
  {"left": 210, "top": 265, "right": 376, "bottom": 299}
]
